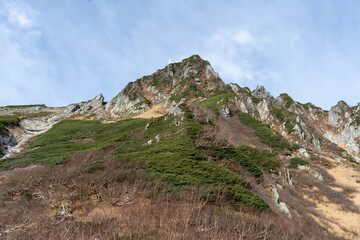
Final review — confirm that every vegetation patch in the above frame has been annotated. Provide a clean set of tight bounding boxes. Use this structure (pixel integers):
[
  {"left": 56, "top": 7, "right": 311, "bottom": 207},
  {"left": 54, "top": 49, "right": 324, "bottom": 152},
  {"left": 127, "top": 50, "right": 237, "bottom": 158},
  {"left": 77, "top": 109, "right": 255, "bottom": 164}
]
[
  {"left": 301, "top": 102, "right": 317, "bottom": 110},
  {"left": 350, "top": 112, "right": 360, "bottom": 126},
  {"left": 284, "top": 118, "right": 296, "bottom": 133},
  {"left": 238, "top": 112, "right": 293, "bottom": 151},
  {"left": 289, "top": 157, "right": 308, "bottom": 168},
  {"left": 269, "top": 106, "right": 298, "bottom": 134},
  {"left": 280, "top": 93, "right": 295, "bottom": 108},
  {"left": 198, "top": 92, "right": 234, "bottom": 114},
  {"left": 271, "top": 108, "right": 285, "bottom": 122},
  {"left": 0, "top": 118, "right": 149, "bottom": 167},
  {"left": 169, "top": 83, "right": 205, "bottom": 103},
  {"left": 207, "top": 145, "right": 280, "bottom": 181},
  {"left": 250, "top": 96, "right": 260, "bottom": 104},
  {"left": 1, "top": 113, "right": 269, "bottom": 210},
  {"left": 144, "top": 98, "right": 152, "bottom": 106},
  {"left": 339, "top": 148, "right": 358, "bottom": 163},
  {"left": 13, "top": 111, "right": 54, "bottom": 118},
  {"left": 0, "top": 115, "right": 20, "bottom": 129},
  {"left": 2, "top": 104, "right": 46, "bottom": 109}
]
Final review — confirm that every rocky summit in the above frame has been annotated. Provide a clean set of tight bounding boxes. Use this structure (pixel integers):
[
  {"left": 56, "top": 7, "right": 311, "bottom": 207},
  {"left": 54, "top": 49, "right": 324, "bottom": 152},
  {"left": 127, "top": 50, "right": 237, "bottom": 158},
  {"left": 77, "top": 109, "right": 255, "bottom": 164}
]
[{"left": 0, "top": 55, "right": 360, "bottom": 239}]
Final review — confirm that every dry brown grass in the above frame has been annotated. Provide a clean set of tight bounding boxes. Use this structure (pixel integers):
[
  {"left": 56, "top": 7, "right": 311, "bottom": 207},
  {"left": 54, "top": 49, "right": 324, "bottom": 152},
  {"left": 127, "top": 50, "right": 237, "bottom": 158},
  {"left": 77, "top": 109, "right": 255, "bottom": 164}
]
[{"left": 0, "top": 147, "right": 329, "bottom": 240}]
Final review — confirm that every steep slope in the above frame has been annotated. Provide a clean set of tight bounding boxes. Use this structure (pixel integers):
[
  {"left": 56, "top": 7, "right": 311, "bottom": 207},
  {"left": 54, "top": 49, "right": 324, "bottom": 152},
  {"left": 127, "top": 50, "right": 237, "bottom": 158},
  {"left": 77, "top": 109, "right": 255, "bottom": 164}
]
[{"left": 0, "top": 55, "right": 359, "bottom": 239}]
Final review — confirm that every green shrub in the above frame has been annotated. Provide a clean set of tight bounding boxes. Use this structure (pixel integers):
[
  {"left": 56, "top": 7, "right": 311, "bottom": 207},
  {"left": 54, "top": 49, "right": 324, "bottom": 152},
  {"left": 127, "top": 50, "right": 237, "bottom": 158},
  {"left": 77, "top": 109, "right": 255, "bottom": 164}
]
[
  {"left": 302, "top": 102, "right": 317, "bottom": 110},
  {"left": 228, "top": 185, "right": 269, "bottom": 210},
  {"left": 169, "top": 84, "right": 205, "bottom": 103},
  {"left": 238, "top": 112, "right": 293, "bottom": 151},
  {"left": 271, "top": 108, "right": 285, "bottom": 122},
  {"left": 251, "top": 96, "right": 260, "bottom": 104},
  {"left": 144, "top": 98, "right": 152, "bottom": 106},
  {"left": 207, "top": 145, "right": 280, "bottom": 181},
  {"left": 338, "top": 148, "right": 358, "bottom": 163},
  {"left": 280, "top": 93, "right": 295, "bottom": 108},
  {"left": 199, "top": 92, "right": 235, "bottom": 114},
  {"left": 0, "top": 115, "right": 20, "bottom": 129},
  {"left": 289, "top": 158, "right": 308, "bottom": 168},
  {"left": 284, "top": 119, "right": 296, "bottom": 133}
]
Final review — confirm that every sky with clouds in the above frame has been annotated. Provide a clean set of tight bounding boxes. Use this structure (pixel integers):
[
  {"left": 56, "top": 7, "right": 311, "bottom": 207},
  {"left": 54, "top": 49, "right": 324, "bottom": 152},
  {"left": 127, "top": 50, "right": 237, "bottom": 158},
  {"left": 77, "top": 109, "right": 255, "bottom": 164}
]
[{"left": 1, "top": 0, "right": 360, "bottom": 110}]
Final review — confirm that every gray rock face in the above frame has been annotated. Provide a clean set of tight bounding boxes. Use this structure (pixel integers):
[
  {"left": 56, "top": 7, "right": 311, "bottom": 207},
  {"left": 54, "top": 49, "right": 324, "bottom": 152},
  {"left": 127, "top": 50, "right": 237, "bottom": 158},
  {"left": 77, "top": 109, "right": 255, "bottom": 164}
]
[
  {"left": 298, "top": 165, "right": 310, "bottom": 171},
  {"left": 66, "top": 103, "right": 80, "bottom": 113},
  {"left": 219, "top": 105, "right": 231, "bottom": 118},
  {"left": 312, "top": 171, "right": 323, "bottom": 181},
  {"left": 328, "top": 101, "right": 349, "bottom": 127},
  {"left": 0, "top": 130, "right": 17, "bottom": 158},
  {"left": 252, "top": 85, "right": 270, "bottom": 99},
  {"left": 165, "top": 100, "right": 185, "bottom": 116},
  {"left": 279, "top": 167, "right": 293, "bottom": 186},
  {"left": 271, "top": 185, "right": 292, "bottom": 218},
  {"left": 297, "top": 148, "right": 310, "bottom": 159},
  {"left": 257, "top": 99, "right": 271, "bottom": 122},
  {"left": 65, "top": 94, "right": 104, "bottom": 115},
  {"left": 323, "top": 100, "right": 360, "bottom": 162},
  {"left": 274, "top": 96, "right": 285, "bottom": 108},
  {"left": 105, "top": 91, "right": 148, "bottom": 118}
]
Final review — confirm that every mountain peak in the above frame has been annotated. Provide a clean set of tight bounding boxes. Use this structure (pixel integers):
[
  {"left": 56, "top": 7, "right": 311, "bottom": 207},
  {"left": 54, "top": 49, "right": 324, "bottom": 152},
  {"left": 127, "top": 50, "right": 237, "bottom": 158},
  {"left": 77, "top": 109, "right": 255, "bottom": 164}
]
[{"left": 105, "top": 55, "right": 224, "bottom": 117}]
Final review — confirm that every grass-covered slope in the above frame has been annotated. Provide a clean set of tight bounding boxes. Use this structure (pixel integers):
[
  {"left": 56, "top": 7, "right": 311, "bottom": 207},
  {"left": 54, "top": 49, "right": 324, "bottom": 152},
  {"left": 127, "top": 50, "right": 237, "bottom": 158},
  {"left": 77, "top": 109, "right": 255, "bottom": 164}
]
[
  {"left": 238, "top": 112, "right": 294, "bottom": 151},
  {"left": 1, "top": 112, "right": 269, "bottom": 210},
  {"left": 0, "top": 115, "right": 19, "bottom": 130}
]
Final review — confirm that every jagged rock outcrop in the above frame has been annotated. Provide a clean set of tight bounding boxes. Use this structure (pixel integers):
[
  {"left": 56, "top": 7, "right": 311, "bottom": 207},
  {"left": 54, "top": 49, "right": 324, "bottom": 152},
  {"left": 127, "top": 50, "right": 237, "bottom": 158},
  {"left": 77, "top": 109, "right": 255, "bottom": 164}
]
[
  {"left": 328, "top": 101, "right": 350, "bottom": 128},
  {"left": 252, "top": 85, "right": 271, "bottom": 99},
  {"left": 105, "top": 55, "right": 224, "bottom": 118},
  {"left": 279, "top": 167, "right": 293, "bottom": 186},
  {"left": 65, "top": 94, "right": 104, "bottom": 114},
  {"left": 271, "top": 185, "right": 292, "bottom": 218},
  {"left": 0, "top": 130, "right": 16, "bottom": 158},
  {"left": 322, "top": 101, "right": 360, "bottom": 162},
  {"left": 219, "top": 105, "right": 231, "bottom": 118}
]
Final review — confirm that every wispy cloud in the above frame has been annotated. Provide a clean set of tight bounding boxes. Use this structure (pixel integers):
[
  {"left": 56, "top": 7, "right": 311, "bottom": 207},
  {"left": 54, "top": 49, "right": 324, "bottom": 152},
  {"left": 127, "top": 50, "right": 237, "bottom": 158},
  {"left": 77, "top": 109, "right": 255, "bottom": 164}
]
[
  {"left": 0, "top": 1, "right": 55, "bottom": 105},
  {"left": 6, "top": 1, "right": 36, "bottom": 29},
  {"left": 203, "top": 29, "right": 282, "bottom": 90}
]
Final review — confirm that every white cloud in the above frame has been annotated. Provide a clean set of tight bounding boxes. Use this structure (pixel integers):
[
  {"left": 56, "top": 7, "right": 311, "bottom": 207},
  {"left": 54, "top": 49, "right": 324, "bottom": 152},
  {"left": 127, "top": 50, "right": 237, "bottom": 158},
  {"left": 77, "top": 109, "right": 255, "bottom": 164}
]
[
  {"left": 208, "top": 29, "right": 256, "bottom": 48},
  {"left": 203, "top": 29, "right": 281, "bottom": 90},
  {"left": 8, "top": 8, "right": 34, "bottom": 28},
  {"left": 4, "top": 1, "right": 37, "bottom": 29}
]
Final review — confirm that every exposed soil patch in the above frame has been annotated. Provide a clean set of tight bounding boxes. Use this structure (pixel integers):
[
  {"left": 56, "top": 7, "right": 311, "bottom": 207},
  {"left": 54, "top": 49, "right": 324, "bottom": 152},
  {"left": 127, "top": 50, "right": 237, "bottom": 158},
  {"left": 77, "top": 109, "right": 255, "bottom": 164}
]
[
  {"left": 132, "top": 103, "right": 166, "bottom": 119},
  {"left": 216, "top": 116, "right": 269, "bottom": 149},
  {"left": 302, "top": 161, "right": 360, "bottom": 239}
]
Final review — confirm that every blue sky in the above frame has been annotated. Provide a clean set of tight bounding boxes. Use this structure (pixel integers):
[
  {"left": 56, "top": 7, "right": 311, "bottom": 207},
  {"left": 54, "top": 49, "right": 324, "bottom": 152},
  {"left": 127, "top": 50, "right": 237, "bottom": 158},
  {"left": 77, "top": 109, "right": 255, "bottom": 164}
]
[{"left": 1, "top": 0, "right": 360, "bottom": 110}]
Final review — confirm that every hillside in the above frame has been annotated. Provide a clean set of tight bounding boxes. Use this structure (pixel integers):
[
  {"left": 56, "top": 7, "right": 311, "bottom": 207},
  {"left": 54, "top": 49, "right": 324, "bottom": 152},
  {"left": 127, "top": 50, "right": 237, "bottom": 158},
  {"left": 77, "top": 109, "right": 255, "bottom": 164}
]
[{"left": 0, "top": 55, "right": 359, "bottom": 239}]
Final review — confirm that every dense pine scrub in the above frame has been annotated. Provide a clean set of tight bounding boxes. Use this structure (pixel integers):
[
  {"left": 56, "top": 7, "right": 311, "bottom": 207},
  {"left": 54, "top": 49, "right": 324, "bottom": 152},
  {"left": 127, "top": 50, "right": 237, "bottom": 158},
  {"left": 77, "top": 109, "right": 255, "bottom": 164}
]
[{"left": 206, "top": 145, "right": 280, "bottom": 182}]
